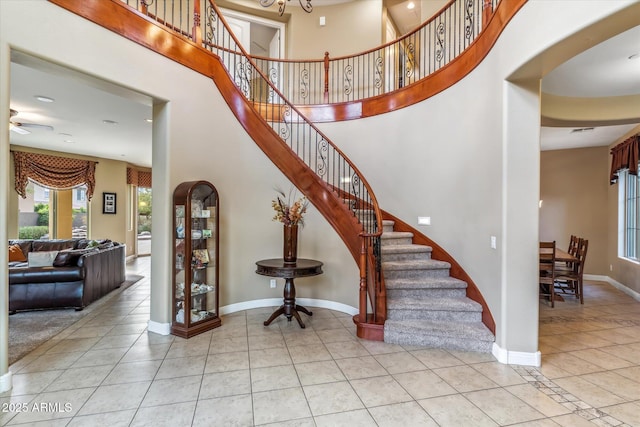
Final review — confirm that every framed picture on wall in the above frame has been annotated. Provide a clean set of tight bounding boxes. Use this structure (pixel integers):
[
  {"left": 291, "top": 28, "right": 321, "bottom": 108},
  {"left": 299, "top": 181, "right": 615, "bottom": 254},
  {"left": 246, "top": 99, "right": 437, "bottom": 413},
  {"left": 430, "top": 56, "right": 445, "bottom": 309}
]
[{"left": 103, "top": 192, "right": 117, "bottom": 214}]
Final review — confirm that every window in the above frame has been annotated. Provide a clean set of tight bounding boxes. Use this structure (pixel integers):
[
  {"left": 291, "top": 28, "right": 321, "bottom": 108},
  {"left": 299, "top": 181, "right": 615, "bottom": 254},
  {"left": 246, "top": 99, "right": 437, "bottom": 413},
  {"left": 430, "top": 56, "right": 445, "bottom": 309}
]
[
  {"left": 18, "top": 181, "right": 88, "bottom": 239},
  {"left": 76, "top": 187, "right": 86, "bottom": 202},
  {"left": 619, "top": 169, "right": 639, "bottom": 261}
]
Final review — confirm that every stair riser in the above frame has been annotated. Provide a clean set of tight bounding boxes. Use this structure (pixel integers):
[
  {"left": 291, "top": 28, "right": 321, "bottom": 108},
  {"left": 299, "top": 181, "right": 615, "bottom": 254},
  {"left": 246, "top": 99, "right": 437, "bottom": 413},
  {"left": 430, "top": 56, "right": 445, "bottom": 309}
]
[
  {"left": 384, "top": 331, "right": 493, "bottom": 353},
  {"left": 384, "top": 268, "right": 450, "bottom": 280},
  {"left": 383, "top": 224, "right": 394, "bottom": 233},
  {"left": 387, "top": 309, "right": 481, "bottom": 323},
  {"left": 387, "top": 289, "right": 467, "bottom": 299},
  {"left": 382, "top": 252, "right": 432, "bottom": 262},
  {"left": 381, "top": 237, "right": 413, "bottom": 246}
]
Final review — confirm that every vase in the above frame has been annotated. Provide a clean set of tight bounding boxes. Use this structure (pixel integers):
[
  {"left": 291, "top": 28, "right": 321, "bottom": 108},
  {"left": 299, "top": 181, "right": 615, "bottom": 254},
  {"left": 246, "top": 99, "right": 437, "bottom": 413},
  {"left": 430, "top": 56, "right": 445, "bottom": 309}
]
[{"left": 283, "top": 224, "right": 298, "bottom": 264}]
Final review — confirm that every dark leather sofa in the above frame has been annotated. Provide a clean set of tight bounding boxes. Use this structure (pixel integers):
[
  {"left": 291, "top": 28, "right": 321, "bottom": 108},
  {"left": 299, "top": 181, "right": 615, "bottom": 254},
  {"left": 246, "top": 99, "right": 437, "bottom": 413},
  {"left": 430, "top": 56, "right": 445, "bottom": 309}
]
[{"left": 8, "top": 239, "right": 126, "bottom": 313}]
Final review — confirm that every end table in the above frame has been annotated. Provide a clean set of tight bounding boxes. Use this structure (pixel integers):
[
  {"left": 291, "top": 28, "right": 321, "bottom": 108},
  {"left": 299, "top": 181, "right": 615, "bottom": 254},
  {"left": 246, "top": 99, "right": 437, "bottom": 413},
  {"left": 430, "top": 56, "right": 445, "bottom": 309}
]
[{"left": 255, "top": 258, "right": 323, "bottom": 328}]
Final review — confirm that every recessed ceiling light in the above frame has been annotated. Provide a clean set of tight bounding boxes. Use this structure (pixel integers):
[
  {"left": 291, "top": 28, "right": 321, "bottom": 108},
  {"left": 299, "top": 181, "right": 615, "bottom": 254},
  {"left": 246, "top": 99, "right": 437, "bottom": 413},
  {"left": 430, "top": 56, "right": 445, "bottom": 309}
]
[
  {"left": 407, "top": 1, "right": 415, "bottom": 10},
  {"left": 103, "top": 119, "right": 118, "bottom": 125},
  {"left": 64, "top": 140, "right": 75, "bottom": 143},
  {"left": 570, "top": 127, "right": 594, "bottom": 134},
  {"left": 35, "top": 95, "right": 55, "bottom": 103},
  {"left": 629, "top": 53, "right": 640, "bottom": 60},
  {"left": 145, "top": 118, "right": 153, "bottom": 123}
]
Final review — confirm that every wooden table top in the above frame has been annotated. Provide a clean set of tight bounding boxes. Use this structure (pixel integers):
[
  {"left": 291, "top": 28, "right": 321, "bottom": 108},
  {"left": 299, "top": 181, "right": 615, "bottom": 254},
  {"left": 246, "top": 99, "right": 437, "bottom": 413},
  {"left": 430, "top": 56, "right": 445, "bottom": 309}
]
[
  {"left": 540, "top": 247, "right": 579, "bottom": 263},
  {"left": 255, "top": 258, "right": 323, "bottom": 279}
]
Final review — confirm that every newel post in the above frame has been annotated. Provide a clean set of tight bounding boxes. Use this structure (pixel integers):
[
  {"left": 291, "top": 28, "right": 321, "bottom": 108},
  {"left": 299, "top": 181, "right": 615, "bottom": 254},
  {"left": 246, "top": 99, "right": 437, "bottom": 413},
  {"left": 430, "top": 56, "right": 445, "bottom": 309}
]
[
  {"left": 359, "top": 237, "right": 368, "bottom": 323},
  {"left": 193, "top": 0, "right": 202, "bottom": 45},
  {"left": 323, "top": 52, "right": 330, "bottom": 103},
  {"left": 482, "top": 0, "right": 493, "bottom": 30}
]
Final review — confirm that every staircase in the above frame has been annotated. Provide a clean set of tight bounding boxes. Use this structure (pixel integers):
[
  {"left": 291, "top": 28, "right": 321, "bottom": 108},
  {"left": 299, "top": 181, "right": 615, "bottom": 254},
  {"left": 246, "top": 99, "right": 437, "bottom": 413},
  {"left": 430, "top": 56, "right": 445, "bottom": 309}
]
[{"left": 381, "top": 220, "right": 495, "bottom": 352}]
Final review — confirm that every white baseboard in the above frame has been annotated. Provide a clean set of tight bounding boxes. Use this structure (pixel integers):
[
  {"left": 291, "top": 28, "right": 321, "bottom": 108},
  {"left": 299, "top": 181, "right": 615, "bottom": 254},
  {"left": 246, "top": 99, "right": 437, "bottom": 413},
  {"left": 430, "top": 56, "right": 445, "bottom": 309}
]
[
  {"left": 220, "top": 298, "right": 358, "bottom": 316},
  {"left": 147, "top": 320, "right": 171, "bottom": 335},
  {"left": 0, "top": 371, "right": 12, "bottom": 393},
  {"left": 145, "top": 299, "right": 357, "bottom": 335},
  {"left": 584, "top": 274, "right": 640, "bottom": 301},
  {"left": 492, "top": 343, "right": 541, "bottom": 366}
]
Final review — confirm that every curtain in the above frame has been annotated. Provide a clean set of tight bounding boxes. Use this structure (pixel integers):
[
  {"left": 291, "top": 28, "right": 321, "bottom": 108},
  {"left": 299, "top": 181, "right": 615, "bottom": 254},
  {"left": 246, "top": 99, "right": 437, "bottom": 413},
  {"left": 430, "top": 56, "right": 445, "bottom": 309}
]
[
  {"left": 610, "top": 134, "right": 639, "bottom": 184},
  {"left": 127, "top": 167, "right": 152, "bottom": 188},
  {"left": 13, "top": 151, "right": 97, "bottom": 200}
]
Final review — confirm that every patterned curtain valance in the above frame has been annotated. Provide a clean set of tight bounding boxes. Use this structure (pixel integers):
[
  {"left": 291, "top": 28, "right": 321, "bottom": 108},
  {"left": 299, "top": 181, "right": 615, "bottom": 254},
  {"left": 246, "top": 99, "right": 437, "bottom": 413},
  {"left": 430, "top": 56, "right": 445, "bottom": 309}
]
[
  {"left": 127, "top": 167, "right": 152, "bottom": 188},
  {"left": 610, "top": 134, "right": 639, "bottom": 184},
  {"left": 13, "top": 151, "right": 97, "bottom": 200}
]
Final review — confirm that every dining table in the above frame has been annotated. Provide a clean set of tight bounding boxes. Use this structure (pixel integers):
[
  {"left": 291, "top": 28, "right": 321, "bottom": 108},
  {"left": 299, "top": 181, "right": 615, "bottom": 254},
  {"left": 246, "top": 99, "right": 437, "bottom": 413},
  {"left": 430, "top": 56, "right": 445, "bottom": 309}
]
[{"left": 540, "top": 246, "right": 579, "bottom": 264}]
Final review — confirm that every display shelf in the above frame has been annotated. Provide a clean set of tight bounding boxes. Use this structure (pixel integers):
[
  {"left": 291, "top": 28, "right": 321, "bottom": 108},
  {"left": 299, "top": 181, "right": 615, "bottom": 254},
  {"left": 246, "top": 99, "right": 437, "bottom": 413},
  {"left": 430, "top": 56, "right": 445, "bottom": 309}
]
[{"left": 171, "top": 180, "right": 221, "bottom": 338}]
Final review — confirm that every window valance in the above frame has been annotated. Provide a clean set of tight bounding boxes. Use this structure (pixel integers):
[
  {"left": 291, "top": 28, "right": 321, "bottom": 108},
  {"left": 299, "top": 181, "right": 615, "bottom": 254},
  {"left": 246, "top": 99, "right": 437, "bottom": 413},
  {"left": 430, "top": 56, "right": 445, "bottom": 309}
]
[
  {"left": 610, "top": 134, "right": 639, "bottom": 184},
  {"left": 126, "top": 167, "right": 152, "bottom": 188},
  {"left": 13, "top": 151, "right": 97, "bottom": 200}
]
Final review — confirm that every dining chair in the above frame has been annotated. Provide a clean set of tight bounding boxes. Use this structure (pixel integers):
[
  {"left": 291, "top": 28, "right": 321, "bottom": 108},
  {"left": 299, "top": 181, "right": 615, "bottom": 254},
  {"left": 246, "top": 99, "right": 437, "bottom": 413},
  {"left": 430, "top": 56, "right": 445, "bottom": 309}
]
[
  {"left": 555, "top": 237, "right": 581, "bottom": 296},
  {"left": 568, "top": 235, "right": 578, "bottom": 256},
  {"left": 539, "top": 241, "right": 556, "bottom": 307},
  {"left": 555, "top": 238, "right": 588, "bottom": 304}
]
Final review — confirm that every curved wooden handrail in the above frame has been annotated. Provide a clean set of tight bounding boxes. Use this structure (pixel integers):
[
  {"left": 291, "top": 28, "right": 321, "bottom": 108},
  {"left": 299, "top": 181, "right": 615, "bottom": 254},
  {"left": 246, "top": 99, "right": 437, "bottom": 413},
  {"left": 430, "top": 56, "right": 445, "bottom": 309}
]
[
  {"left": 382, "top": 210, "right": 495, "bottom": 334},
  {"left": 49, "top": 0, "right": 381, "bottom": 258},
  {"left": 47, "top": 0, "right": 503, "bottom": 338},
  {"left": 47, "top": 0, "right": 386, "bottom": 338}
]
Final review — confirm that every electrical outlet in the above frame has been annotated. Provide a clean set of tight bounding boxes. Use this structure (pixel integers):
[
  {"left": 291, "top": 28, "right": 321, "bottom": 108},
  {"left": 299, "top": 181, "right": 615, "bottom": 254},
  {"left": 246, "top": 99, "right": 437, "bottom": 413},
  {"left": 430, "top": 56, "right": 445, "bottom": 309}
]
[
  {"left": 609, "top": 264, "right": 613, "bottom": 272},
  {"left": 490, "top": 236, "right": 497, "bottom": 249},
  {"left": 270, "top": 279, "right": 277, "bottom": 288}
]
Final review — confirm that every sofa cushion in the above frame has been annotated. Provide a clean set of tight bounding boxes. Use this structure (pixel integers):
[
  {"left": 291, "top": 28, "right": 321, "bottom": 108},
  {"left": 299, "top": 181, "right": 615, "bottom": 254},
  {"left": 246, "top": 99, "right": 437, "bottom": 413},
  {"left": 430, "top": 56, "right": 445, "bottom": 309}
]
[
  {"left": 33, "top": 239, "right": 77, "bottom": 252},
  {"left": 9, "top": 244, "right": 27, "bottom": 262},
  {"left": 28, "top": 251, "right": 59, "bottom": 267},
  {"left": 9, "top": 266, "right": 84, "bottom": 284},
  {"left": 53, "top": 248, "right": 97, "bottom": 267},
  {"left": 8, "top": 240, "right": 33, "bottom": 256}
]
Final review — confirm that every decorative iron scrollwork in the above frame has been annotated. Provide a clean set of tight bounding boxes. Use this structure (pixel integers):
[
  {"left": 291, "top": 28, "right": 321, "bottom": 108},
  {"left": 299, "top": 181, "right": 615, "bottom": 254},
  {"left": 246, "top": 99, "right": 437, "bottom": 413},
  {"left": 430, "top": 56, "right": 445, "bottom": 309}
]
[
  {"left": 204, "top": 4, "right": 217, "bottom": 46},
  {"left": 435, "top": 21, "right": 446, "bottom": 64},
  {"left": 316, "top": 138, "right": 328, "bottom": 177},
  {"left": 279, "top": 104, "right": 291, "bottom": 141},
  {"left": 374, "top": 56, "right": 384, "bottom": 91},
  {"left": 234, "top": 59, "right": 253, "bottom": 99},
  {"left": 300, "top": 68, "right": 309, "bottom": 100},
  {"left": 405, "top": 42, "right": 415, "bottom": 79},
  {"left": 344, "top": 63, "right": 353, "bottom": 97},
  {"left": 464, "top": 0, "right": 474, "bottom": 40}
]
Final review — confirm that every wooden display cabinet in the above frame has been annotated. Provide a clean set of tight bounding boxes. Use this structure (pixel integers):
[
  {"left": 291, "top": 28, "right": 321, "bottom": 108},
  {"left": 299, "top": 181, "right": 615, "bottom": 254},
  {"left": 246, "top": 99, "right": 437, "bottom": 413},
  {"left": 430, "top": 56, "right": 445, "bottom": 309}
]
[{"left": 172, "top": 180, "right": 221, "bottom": 338}]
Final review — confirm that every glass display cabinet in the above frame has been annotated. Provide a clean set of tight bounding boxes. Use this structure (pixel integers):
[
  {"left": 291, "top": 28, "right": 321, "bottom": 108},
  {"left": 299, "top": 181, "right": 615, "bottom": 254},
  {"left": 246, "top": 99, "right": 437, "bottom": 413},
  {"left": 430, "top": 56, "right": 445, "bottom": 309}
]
[{"left": 172, "top": 180, "right": 221, "bottom": 338}]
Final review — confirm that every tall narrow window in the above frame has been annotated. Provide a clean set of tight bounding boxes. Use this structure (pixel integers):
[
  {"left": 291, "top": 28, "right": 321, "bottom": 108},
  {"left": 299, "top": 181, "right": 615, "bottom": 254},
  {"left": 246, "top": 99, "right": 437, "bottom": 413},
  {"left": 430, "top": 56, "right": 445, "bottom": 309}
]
[{"left": 619, "top": 169, "right": 640, "bottom": 261}]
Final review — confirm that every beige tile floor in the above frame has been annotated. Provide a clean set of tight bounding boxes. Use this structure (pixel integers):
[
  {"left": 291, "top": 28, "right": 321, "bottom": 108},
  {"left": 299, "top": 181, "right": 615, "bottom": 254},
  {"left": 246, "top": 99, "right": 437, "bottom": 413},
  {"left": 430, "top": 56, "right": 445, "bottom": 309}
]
[{"left": 2, "top": 257, "right": 639, "bottom": 426}]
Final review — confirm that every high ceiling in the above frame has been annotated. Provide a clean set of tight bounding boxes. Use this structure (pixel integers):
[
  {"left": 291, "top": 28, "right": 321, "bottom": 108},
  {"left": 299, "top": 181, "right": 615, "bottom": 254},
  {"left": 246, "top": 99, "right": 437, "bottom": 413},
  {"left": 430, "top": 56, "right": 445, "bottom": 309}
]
[{"left": 8, "top": 4, "right": 640, "bottom": 167}]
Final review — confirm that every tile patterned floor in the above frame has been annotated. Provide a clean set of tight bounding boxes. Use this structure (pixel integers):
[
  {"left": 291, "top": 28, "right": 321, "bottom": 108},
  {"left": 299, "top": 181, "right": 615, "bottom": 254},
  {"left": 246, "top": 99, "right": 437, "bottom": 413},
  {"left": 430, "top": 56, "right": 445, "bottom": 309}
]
[{"left": 2, "top": 257, "right": 639, "bottom": 426}]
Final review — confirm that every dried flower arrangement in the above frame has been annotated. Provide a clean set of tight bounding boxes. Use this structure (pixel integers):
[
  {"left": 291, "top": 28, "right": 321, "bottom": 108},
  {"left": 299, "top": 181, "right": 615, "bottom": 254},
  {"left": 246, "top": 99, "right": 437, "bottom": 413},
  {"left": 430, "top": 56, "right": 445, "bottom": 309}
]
[{"left": 272, "top": 187, "right": 309, "bottom": 226}]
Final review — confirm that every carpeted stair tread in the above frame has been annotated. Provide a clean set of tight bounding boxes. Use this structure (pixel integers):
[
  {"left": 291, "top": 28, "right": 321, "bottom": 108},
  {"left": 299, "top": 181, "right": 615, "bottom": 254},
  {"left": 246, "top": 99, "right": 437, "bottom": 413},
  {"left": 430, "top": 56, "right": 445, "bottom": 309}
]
[
  {"left": 387, "top": 296, "right": 482, "bottom": 312},
  {"left": 385, "top": 276, "right": 467, "bottom": 290},
  {"left": 381, "top": 231, "right": 414, "bottom": 239},
  {"left": 382, "top": 259, "right": 451, "bottom": 270},
  {"left": 385, "top": 319, "right": 494, "bottom": 342},
  {"left": 381, "top": 244, "right": 432, "bottom": 255}
]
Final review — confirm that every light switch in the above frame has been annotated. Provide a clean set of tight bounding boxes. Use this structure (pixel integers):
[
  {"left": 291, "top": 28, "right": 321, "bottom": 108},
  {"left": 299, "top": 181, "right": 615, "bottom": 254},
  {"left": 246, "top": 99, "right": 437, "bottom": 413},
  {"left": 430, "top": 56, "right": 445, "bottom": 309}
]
[
  {"left": 417, "top": 216, "right": 431, "bottom": 225},
  {"left": 490, "top": 236, "right": 497, "bottom": 249}
]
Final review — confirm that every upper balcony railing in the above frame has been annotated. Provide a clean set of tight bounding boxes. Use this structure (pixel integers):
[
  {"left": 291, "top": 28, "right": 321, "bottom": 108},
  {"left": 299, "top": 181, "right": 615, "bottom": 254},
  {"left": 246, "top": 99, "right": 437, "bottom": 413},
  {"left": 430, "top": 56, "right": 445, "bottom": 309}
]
[
  {"left": 121, "top": 0, "right": 500, "bottom": 106},
  {"left": 252, "top": 0, "right": 500, "bottom": 105}
]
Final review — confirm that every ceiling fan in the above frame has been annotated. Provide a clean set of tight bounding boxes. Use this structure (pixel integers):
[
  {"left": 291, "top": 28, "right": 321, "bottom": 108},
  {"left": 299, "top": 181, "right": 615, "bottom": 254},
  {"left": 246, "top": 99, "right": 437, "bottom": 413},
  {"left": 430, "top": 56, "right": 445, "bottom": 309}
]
[{"left": 10, "top": 108, "right": 54, "bottom": 135}]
